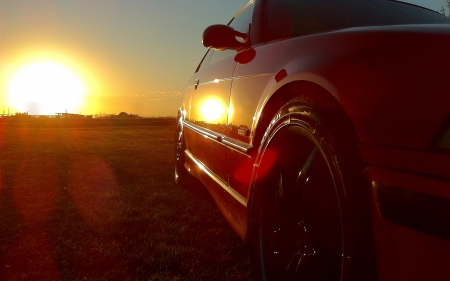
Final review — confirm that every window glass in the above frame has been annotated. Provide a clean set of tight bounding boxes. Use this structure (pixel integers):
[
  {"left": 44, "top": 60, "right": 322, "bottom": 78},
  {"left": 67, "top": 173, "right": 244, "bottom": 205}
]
[
  {"left": 395, "top": 1, "right": 449, "bottom": 15},
  {"left": 230, "top": 2, "right": 254, "bottom": 36},
  {"left": 209, "top": 2, "right": 254, "bottom": 65},
  {"left": 195, "top": 49, "right": 213, "bottom": 73}
]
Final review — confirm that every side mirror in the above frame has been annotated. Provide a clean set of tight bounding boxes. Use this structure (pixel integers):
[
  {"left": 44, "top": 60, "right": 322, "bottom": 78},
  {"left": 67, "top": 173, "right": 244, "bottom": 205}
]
[{"left": 202, "top": 24, "right": 247, "bottom": 51}]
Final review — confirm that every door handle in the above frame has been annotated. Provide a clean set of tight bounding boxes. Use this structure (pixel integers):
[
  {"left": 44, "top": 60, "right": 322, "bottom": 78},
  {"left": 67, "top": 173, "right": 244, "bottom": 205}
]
[{"left": 194, "top": 79, "right": 200, "bottom": 90}]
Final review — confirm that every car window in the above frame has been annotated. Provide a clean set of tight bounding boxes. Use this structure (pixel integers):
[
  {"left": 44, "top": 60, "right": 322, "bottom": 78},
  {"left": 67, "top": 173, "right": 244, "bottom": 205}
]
[
  {"left": 209, "top": 2, "right": 255, "bottom": 65},
  {"left": 230, "top": 1, "right": 254, "bottom": 40},
  {"left": 394, "top": 0, "right": 450, "bottom": 15},
  {"left": 263, "top": 0, "right": 450, "bottom": 42},
  {"left": 195, "top": 49, "right": 213, "bottom": 73}
]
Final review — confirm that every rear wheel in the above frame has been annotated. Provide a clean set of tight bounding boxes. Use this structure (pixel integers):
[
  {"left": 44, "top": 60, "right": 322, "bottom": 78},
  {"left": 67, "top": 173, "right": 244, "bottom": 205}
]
[{"left": 249, "top": 100, "right": 376, "bottom": 281}]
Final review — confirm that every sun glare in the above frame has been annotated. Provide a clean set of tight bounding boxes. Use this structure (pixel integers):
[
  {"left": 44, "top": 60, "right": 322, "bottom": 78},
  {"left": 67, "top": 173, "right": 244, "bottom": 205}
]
[
  {"left": 7, "top": 61, "right": 87, "bottom": 115},
  {"left": 200, "top": 99, "right": 225, "bottom": 123}
]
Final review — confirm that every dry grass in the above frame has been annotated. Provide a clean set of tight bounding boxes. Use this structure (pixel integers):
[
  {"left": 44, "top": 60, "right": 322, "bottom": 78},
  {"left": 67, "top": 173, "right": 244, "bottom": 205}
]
[{"left": 0, "top": 120, "right": 252, "bottom": 280}]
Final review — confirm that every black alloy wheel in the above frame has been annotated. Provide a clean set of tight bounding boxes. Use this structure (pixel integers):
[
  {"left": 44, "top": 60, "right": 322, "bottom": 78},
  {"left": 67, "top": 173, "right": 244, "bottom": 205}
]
[{"left": 249, "top": 99, "right": 376, "bottom": 281}]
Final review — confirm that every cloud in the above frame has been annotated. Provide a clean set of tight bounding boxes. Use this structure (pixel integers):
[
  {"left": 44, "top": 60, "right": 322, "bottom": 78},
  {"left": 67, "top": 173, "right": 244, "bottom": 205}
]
[
  {"left": 99, "top": 91, "right": 182, "bottom": 101},
  {"left": 145, "top": 91, "right": 183, "bottom": 101}
]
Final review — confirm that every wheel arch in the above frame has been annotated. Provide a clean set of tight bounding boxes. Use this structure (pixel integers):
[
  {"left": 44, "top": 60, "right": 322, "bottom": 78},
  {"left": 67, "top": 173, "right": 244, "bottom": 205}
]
[
  {"left": 252, "top": 80, "right": 360, "bottom": 153},
  {"left": 248, "top": 79, "right": 366, "bottom": 224},
  {"left": 247, "top": 80, "right": 378, "bottom": 280}
]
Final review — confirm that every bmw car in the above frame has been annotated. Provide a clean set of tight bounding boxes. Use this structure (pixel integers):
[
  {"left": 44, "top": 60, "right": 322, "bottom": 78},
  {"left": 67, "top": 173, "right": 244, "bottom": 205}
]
[{"left": 175, "top": 0, "right": 450, "bottom": 280}]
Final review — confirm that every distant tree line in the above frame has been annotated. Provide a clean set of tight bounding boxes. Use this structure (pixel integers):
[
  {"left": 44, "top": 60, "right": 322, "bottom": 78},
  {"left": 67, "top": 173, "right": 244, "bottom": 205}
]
[{"left": 94, "top": 112, "right": 140, "bottom": 119}]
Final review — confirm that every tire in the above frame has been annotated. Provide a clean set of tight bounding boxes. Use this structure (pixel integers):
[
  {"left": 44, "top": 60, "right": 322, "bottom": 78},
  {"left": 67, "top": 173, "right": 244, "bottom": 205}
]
[{"left": 248, "top": 98, "right": 376, "bottom": 281}]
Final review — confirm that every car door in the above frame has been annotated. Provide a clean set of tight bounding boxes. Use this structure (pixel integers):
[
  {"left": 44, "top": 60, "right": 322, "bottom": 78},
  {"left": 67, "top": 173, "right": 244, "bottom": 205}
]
[
  {"left": 227, "top": 0, "right": 298, "bottom": 200},
  {"left": 185, "top": 2, "right": 255, "bottom": 184},
  {"left": 186, "top": 50, "right": 235, "bottom": 183}
]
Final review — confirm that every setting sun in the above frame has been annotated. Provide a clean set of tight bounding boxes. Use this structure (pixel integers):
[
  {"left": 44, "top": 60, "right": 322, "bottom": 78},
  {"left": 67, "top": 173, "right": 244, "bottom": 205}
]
[{"left": 7, "top": 61, "right": 87, "bottom": 115}]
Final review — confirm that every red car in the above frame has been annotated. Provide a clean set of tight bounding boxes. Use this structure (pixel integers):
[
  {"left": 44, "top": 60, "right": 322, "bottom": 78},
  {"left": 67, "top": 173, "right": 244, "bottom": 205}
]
[{"left": 175, "top": 0, "right": 450, "bottom": 280}]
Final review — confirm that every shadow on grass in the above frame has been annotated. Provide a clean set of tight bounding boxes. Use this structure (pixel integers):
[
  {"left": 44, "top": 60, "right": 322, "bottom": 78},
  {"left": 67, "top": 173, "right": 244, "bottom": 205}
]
[
  {"left": 0, "top": 124, "right": 252, "bottom": 281},
  {"left": 180, "top": 177, "right": 215, "bottom": 205}
]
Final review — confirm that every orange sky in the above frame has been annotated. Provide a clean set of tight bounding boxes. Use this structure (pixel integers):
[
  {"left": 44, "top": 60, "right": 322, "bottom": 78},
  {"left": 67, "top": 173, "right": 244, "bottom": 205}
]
[{"left": 0, "top": 0, "right": 247, "bottom": 116}]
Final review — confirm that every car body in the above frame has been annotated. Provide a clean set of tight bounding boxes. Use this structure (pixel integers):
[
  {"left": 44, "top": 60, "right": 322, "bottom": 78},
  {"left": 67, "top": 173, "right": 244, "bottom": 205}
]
[{"left": 175, "top": 0, "right": 450, "bottom": 280}]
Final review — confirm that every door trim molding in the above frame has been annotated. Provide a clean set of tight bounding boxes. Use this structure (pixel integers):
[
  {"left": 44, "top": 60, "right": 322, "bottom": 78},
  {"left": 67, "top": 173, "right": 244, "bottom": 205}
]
[
  {"left": 183, "top": 120, "right": 253, "bottom": 154},
  {"left": 185, "top": 150, "right": 248, "bottom": 207}
]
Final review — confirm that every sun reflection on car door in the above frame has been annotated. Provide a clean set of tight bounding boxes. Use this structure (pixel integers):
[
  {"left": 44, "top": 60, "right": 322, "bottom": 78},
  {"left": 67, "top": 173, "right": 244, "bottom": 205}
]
[
  {"left": 188, "top": 49, "right": 235, "bottom": 182},
  {"left": 188, "top": 2, "right": 255, "bottom": 185}
]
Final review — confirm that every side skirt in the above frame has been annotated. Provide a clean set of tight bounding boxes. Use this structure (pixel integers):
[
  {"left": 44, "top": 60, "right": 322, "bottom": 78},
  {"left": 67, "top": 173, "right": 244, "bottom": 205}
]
[
  {"left": 184, "top": 150, "right": 248, "bottom": 241},
  {"left": 185, "top": 150, "right": 247, "bottom": 207}
]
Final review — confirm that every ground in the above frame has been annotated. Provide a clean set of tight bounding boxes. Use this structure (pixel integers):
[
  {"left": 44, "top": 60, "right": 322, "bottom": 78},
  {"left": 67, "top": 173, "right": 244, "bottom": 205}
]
[{"left": 0, "top": 119, "right": 252, "bottom": 281}]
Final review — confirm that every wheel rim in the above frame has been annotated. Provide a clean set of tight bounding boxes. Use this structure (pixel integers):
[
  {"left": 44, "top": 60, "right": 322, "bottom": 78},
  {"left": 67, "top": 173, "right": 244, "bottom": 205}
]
[{"left": 258, "top": 138, "right": 343, "bottom": 281}]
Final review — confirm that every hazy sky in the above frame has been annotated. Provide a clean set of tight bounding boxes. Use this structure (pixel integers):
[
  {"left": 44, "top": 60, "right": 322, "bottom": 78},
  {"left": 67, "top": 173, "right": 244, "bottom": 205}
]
[{"left": 0, "top": 0, "right": 447, "bottom": 116}]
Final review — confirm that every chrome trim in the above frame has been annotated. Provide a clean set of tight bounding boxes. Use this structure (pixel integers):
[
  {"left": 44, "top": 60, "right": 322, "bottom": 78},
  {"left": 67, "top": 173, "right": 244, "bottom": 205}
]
[
  {"left": 197, "top": 74, "right": 272, "bottom": 87},
  {"left": 183, "top": 120, "right": 253, "bottom": 153},
  {"left": 185, "top": 150, "right": 248, "bottom": 207},
  {"left": 222, "top": 137, "right": 252, "bottom": 154},
  {"left": 232, "top": 73, "right": 272, "bottom": 80},
  {"left": 199, "top": 77, "right": 233, "bottom": 86},
  {"left": 183, "top": 120, "right": 219, "bottom": 141}
]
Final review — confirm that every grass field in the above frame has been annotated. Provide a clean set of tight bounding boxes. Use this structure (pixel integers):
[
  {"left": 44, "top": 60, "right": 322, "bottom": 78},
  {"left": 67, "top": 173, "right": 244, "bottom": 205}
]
[{"left": 0, "top": 119, "right": 252, "bottom": 280}]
